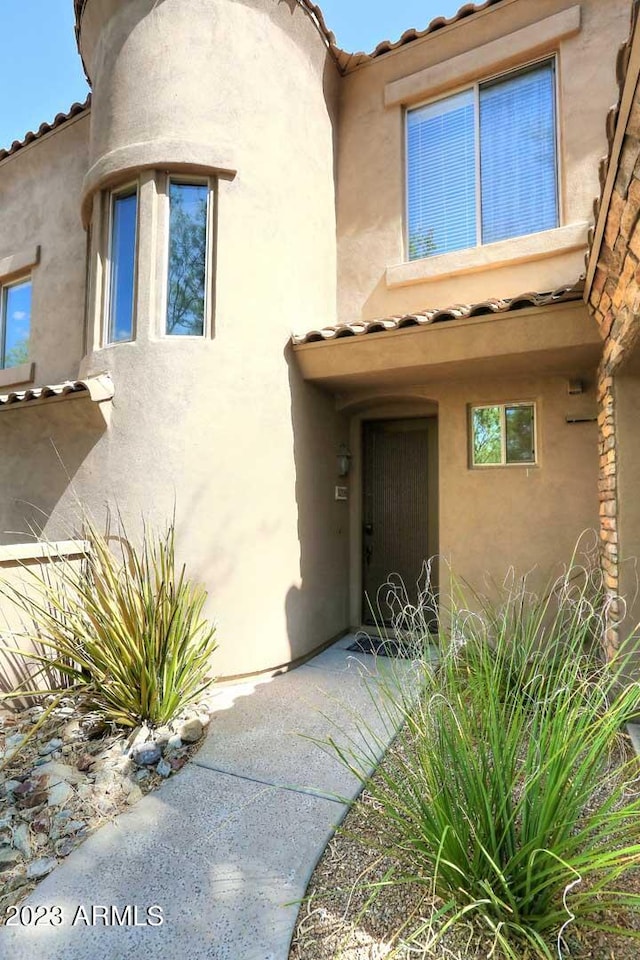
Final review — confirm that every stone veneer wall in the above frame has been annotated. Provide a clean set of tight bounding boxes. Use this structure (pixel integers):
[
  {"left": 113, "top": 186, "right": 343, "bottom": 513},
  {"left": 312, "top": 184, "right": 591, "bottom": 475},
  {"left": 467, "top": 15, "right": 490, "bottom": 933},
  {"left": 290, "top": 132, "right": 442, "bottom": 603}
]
[{"left": 589, "top": 85, "right": 640, "bottom": 655}]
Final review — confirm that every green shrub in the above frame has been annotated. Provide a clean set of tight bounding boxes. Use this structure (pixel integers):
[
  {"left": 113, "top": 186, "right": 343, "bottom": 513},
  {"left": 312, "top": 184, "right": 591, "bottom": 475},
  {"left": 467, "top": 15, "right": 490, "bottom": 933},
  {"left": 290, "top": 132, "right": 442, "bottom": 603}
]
[
  {"left": 334, "top": 554, "right": 640, "bottom": 958},
  {"left": 0, "top": 513, "right": 218, "bottom": 730}
]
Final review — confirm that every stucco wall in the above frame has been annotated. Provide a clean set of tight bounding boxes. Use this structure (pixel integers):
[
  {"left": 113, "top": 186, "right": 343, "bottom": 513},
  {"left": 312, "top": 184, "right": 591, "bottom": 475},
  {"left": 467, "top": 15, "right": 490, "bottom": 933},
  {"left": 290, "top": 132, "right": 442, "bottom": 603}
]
[
  {"left": 62, "top": 0, "right": 346, "bottom": 678},
  {"left": 0, "top": 0, "right": 624, "bottom": 679},
  {"left": 336, "top": 0, "right": 630, "bottom": 323},
  {"left": 340, "top": 369, "right": 599, "bottom": 622},
  {"left": 0, "top": 116, "right": 90, "bottom": 387},
  {"left": 437, "top": 375, "right": 598, "bottom": 589}
]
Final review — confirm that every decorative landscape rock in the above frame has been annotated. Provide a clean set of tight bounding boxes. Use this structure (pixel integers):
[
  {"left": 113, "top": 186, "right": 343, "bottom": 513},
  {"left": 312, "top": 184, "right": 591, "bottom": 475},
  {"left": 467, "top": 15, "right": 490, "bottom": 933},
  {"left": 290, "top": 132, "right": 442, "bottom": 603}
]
[
  {"left": 0, "top": 848, "right": 22, "bottom": 870},
  {"left": 126, "top": 785, "right": 143, "bottom": 805},
  {"left": 39, "top": 761, "right": 85, "bottom": 787},
  {"left": 55, "top": 837, "right": 78, "bottom": 858},
  {"left": 156, "top": 759, "right": 171, "bottom": 779},
  {"left": 178, "top": 717, "right": 203, "bottom": 743},
  {"left": 0, "top": 691, "right": 214, "bottom": 920},
  {"left": 11, "top": 824, "right": 31, "bottom": 859},
  {"left": 153, "top": 726, "right": 173, "bottom": 747},
  {"left": 47, "top": 781, "right": 73, "bottom": 808},
  {"left": 26, "top": 858, "right": 57, "bottom": 880},
  {"left": 131, "top": 742, "right": 162, "bottom": 767}
]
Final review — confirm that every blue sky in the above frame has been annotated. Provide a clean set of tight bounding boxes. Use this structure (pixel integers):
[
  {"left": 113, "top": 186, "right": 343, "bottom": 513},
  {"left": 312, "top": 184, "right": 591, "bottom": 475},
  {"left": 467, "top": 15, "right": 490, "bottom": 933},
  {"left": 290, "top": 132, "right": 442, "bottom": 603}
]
[{"left": 0, "top": 0, "right": 467, "bottom": 149}]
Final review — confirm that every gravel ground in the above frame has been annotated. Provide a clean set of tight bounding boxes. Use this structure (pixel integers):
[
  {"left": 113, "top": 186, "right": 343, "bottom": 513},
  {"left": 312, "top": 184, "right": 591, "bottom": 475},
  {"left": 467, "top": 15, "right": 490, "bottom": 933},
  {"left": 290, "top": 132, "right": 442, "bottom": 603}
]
[
  {"left": 0, "top": 693, "right": 214, "bottom": 920},
  {"left": 289, "top": 732, "right": 640, "bottom": 960}
]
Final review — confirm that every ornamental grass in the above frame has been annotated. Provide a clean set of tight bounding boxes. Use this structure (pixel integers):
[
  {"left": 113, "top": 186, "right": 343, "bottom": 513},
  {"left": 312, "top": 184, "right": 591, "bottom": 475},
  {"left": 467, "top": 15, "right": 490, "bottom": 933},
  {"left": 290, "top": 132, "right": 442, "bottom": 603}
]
[
  {"left": 331, "top": 547, "right": 640, "bottom": 958},
  {"left": 0, "top": 513, "right": 218, "bottom": 730}
]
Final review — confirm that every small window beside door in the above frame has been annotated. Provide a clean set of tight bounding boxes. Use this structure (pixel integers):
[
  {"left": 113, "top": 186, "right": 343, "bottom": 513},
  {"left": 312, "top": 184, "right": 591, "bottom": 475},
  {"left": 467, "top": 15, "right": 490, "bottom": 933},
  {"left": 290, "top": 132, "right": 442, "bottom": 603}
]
[{"left": 470, "top": 402, "right": 536, "bottom": 467}]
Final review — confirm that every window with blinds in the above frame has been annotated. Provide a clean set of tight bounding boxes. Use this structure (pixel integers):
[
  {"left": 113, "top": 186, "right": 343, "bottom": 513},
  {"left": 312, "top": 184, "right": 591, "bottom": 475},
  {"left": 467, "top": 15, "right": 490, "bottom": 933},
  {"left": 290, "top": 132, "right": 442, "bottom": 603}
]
[{"left": 407, "top": 59, "right": 558, "bottom": 261}]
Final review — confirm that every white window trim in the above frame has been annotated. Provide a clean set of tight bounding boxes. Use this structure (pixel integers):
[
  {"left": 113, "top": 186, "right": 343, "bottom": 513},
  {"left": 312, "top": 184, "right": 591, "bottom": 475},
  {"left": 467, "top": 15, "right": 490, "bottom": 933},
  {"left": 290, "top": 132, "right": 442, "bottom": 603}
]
[
  {"left": 103, "top": 181, "right": 139, "bottom": 347},
  {"left": 161, "top": 175, "right": 215, "bottom": 340},
  {"left": 0, "top": 276, "right": 32, "bottom": 372},
  {"left": 404, "top": 54, "right": 561, "bottom": 264},
  {"left": 470, "top": 401, "right": 537, "bottom": 469}
]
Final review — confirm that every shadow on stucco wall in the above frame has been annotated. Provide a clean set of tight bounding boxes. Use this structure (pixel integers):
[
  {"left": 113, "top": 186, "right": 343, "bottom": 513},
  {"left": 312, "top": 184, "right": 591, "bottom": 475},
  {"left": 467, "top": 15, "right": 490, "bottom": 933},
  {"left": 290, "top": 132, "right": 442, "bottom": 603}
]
[
  {"left": 284, "top": 343, "right": 350, "bottom": 663},
  {"left": 0, "top": 400, "right": 108, "bottom": 545}
]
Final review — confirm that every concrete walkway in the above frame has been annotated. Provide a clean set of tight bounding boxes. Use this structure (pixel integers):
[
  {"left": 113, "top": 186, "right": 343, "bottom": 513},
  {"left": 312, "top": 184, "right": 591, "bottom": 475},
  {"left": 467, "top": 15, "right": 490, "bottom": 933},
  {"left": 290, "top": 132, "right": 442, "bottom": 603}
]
[{"left": 0, "top": 635, "right": 419, "bottom": 960}]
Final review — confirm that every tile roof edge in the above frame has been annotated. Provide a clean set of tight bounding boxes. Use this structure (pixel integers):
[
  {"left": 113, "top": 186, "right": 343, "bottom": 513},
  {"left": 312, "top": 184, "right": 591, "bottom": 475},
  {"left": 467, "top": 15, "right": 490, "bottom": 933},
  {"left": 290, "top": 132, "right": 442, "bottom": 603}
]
[
  {"left": 292, "top": 279, "right": 585, "bottom": 345},
  {"left": 331, "top": 0, "right": 508, "bottom": 73},
  {"left": 0, "top": 373, "right": 114, "bottom": 409},
  {"left": 0, "top": 96, "right": 92, "bottom": 164},
  {"left": 74, "top": 0, "right": 508, "bottom": 77}
]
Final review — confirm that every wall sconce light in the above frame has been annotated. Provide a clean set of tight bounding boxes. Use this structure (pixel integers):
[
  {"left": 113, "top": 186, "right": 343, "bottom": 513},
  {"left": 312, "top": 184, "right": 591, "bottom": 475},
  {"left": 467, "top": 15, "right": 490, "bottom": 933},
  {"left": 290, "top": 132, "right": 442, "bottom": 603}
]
[
  {"left": 337, "top": 443, "right": 352, "bottom": 478},
  {"left": 567, "top": 379, "right": 584, "bottom": 395}
]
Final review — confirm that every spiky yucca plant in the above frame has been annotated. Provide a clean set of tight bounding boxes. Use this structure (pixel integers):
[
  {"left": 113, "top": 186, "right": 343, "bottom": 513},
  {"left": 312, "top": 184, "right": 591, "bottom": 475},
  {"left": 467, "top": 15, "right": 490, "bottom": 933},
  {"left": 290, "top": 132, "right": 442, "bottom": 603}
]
[{"left": 0, "top": 513, "right": 218, "bottom": 729}]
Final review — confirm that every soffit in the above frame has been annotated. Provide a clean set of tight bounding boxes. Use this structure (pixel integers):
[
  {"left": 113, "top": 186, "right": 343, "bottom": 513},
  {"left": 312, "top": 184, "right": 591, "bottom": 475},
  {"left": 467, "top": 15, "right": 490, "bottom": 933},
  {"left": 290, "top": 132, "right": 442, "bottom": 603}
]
[{"left": 292, "top": 281, "right": 585, "bottom": 346}]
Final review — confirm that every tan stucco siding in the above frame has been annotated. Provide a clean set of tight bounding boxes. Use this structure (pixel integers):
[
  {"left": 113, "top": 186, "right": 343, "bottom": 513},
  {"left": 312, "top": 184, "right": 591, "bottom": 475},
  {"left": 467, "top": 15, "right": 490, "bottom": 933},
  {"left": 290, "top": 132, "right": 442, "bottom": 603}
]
[
  {"left": 17, "top": 0, "right": 347, "bottom": 680},
  {"left": 0, "top": 0, "right": 626, "bottom": 682},
  {"left": 336, "top": 0, "right": 630, "bottom": 324},
  {"left": 0, "top": 117, "right": 90, "bottom": 387},
  {"left": 437, "top": 376, "right": 599, "bottom": 591},
  {"left": 341, "top": 371, "right": 599, "bottom": 619}
]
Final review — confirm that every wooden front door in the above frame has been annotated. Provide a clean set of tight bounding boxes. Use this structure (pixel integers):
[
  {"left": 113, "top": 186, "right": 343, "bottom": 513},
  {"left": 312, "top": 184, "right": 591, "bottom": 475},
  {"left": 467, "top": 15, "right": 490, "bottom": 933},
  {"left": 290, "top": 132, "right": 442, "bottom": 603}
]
[{"left": 362, "top": 418, "right": 434, "bottom": 625}]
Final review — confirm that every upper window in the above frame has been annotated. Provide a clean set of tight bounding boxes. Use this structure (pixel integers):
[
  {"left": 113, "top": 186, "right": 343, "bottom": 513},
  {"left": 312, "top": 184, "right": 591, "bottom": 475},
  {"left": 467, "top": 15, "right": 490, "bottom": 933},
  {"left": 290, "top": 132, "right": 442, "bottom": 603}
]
[
  {"left": 471, "top": 403, "right": 536, "bottom": 467},
  {"left": 407, "top": 59, "right": 559, "bottom": 261},
  {"left": 106, "top": 187, "right": 138, "bottom": 344},
  {"left": 1, "top": 279, "right": 31, "bottom": 369},
  {"left": 166, "top": 180, "right": 210, "bottom": 337}
]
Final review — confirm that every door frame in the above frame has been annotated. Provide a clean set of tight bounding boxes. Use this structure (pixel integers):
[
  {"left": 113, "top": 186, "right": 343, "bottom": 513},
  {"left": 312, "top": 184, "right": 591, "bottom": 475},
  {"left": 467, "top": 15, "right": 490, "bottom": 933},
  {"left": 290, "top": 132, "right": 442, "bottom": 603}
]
[{"left": 346, "top": 400, "right": 439, "bottom": 629}]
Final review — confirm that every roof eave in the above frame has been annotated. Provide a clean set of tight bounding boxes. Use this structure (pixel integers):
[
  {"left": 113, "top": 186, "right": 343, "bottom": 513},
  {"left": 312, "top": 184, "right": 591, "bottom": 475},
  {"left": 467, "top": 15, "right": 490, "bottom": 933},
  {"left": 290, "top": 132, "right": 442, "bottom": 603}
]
[{"left": 292, "top": 281, "right": 585, "bottom": 347}]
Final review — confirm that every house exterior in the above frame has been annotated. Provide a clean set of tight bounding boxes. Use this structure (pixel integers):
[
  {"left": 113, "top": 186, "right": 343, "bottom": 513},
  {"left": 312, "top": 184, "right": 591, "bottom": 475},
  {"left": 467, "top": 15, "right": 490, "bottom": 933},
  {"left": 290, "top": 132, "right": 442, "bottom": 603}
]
[
  {"left": 586, "top": 0, "right": 640, "bottom": 660},
  {"left": 0, "top": 0, "right": 632, "bottom": 679}
]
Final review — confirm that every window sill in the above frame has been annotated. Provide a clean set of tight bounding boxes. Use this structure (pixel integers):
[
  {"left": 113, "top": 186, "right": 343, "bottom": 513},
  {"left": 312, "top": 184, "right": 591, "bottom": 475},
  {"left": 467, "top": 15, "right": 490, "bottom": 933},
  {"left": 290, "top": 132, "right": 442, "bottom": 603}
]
[
  {"left": 0, "top": 362, "right": 35, "bottom": 390},
  {"left": 386, "top": 222, "right": 589, "bottom": 290},
  {"left": 470, "top": 462, "right": 538, "bottom": 470}
]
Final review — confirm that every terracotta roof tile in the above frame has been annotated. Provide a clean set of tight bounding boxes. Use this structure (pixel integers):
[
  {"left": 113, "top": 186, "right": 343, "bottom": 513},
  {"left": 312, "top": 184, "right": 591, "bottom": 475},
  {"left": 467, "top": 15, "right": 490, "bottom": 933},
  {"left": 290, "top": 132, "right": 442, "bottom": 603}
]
[
  {"left": 0, "top": 374, "right": 114, "bottom": 410},
  {"left": 292, "top": 280, "right": 585, "bottom": 345},
  {"left": 0, "top": 97, "right": 91, "bottom": 163},
  {"left": 331, "top": 0, "right": 507, "bottom": 73},
  {"left": 12, "top": 2, "right": 507, "bottom": 161},
  {"left": 74, "top": 0, "right": 508, "bottom": 75}
]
